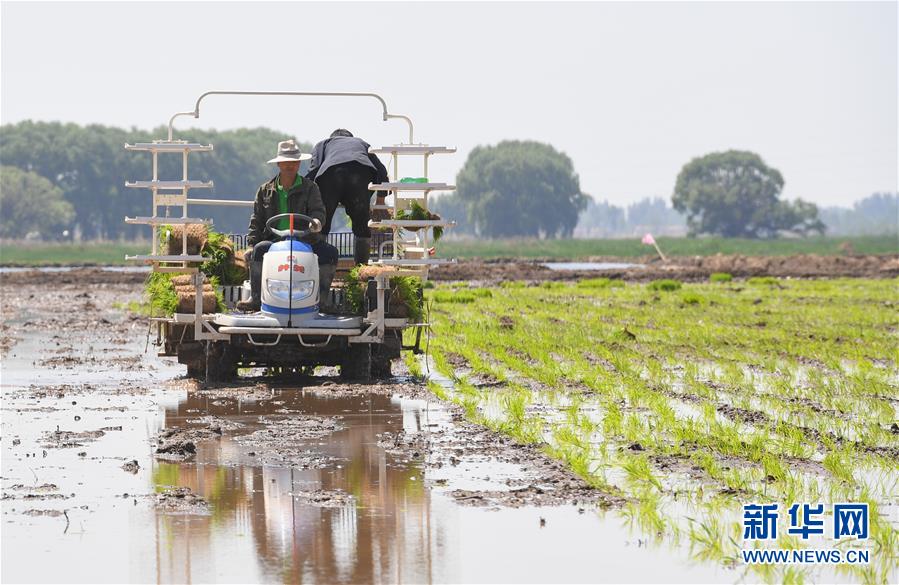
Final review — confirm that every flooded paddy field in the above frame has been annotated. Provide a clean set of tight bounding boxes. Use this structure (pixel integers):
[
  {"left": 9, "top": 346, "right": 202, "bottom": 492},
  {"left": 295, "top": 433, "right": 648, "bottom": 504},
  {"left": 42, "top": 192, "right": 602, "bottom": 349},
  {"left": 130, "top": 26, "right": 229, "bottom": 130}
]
[
  {"left": 422, "top": 276, "right": 899, "bottom": 583},
  {"left": 2, "top": 279, "right": 737, "bottom": 583}
]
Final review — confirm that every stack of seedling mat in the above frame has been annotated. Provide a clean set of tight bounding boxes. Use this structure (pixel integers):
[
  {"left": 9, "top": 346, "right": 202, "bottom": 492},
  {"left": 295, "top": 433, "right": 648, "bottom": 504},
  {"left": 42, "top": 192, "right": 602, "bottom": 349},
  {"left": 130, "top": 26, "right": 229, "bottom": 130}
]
[
  {"left": 344, "top": 265, "right": 423, "bottom": 322},
  {"left": 146, "top": 224, "right": 248, "bottom": 315},
  {"left": 145, "top": 272, "right": 222, "bottom": 315}
]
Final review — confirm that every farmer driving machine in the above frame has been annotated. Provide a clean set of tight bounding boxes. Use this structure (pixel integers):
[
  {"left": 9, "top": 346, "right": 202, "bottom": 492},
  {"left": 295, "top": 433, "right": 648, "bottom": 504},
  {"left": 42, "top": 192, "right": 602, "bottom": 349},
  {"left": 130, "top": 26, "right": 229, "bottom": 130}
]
[{"left": 125, "top": 91, "right": 456, "bottom": 381}]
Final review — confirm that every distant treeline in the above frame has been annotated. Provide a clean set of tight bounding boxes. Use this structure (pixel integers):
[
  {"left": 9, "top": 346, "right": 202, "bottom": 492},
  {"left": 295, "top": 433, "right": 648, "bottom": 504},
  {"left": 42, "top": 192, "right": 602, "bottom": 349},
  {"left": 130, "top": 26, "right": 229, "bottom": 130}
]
[
  {"left": 817, "top": 193, "right": 899, "bottom": 236},
  {"left": 573, "top": 193, "right": 897, "bottom": 238},
  {"left": 0, "top": 121, "right": 311, "bottom": 240},
  {"left": 0, "top": 121, "right": 895, "bottom": 241},
  {"left": 434, "top": 193, "right": 898, "bottom": 239},
  {"left": 574, "top": 197, "right": 687, "bottom": 238}
]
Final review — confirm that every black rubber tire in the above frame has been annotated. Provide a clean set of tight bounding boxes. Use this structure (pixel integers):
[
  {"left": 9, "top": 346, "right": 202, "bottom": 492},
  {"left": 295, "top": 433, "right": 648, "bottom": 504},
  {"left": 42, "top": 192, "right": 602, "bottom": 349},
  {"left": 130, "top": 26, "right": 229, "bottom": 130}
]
[
  {"left": 204, "top": 342, "right": 239, "bottom": 383},
  {"left": 370, "top": 357, "right": 392, "bottom": 379},
  {"left": 178, "top": 342, "right": 206, "bottom": 380},
  {"left": 340, "top": 343, "right": 371, "bottom": 382},
  {"left": 370, "top": 331, "right": 400, "bottom": 379}
]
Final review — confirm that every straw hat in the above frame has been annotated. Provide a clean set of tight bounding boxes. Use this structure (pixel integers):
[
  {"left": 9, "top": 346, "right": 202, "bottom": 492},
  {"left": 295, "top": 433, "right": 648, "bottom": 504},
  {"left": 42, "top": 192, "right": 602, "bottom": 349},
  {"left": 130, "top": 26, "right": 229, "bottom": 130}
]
[{"left": 267, "top": 139, "right": 312, "bottom": 163}]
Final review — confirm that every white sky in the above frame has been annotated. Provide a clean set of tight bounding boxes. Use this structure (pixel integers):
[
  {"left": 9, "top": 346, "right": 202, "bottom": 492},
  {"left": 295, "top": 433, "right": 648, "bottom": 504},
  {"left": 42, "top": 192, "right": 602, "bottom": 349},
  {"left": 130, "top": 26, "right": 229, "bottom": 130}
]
[{"left": 2, "top": 1, "right": 896, "bottom": 208}]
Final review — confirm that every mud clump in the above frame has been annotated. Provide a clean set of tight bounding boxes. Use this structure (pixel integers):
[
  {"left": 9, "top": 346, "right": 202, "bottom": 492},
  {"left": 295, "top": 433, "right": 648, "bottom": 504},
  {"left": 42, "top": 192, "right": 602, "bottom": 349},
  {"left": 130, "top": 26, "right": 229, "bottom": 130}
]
[
  {"left": 7, "top": 483, "right": 59, "bottom": 493},
  {"left": 236, "top": 416, "right": 346, "bottom": 468},
  {"left": 292, "top": 489, "right": 354, "bottom": 508},
  {"left": 716, "top": 404, "right": 771, "bottom": 426},
  {"left": 450, "top": 483, "right": 612, "bottom": 509},
  {"left": 21, "top": 509, "right": 66, "bottom": 517},
  {"left": 252, "top": 415, "right": 343, "bottom": 440},
  {"left": 442, "top": 352, "right": 469, "bottom": 369},
  {"left": 155, "top": 425, "right": 222, "bottom": 459},
  {"left": 121, "top": 460, "right": 141, "bottom": 474},
  {"left": 2, "top": 484, "right": 71, "bottom": 501},
  {"left": 155, "top": 487, "right": 210, "bottom": 515},
  {"left": 186, "top": 415, "right": 245, "bottom": 432},
  {"left": 194, "top": 383, "right": 274, "bottom": 403},
  {"left": 41, "top": 428, "right": 106, "bottom": 449},
  {"left": 245, "top": 448, "right": 341, "bottom": 469},
  {"left": 377, "top": 430, "right": 429, "bottom": 459},
  {"left": 314, "top": 378, "right": 434, "bottom": 400},
  {"left": 0, "top": 323, "right": 20, "bottom": 359}
]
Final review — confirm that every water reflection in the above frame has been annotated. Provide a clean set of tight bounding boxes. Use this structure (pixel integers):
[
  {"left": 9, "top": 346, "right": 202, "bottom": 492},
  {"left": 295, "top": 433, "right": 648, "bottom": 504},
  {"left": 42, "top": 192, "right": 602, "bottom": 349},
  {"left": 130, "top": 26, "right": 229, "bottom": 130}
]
[{"left": 152, "top": 389, "right": 447, "bottom": 584}]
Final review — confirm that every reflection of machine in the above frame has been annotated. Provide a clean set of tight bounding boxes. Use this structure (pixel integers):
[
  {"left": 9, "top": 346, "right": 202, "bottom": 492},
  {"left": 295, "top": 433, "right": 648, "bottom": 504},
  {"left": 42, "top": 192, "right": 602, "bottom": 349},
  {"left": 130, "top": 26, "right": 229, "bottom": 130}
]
[
  {"left": 124, "top": 91, "right": 457, "bottom": 381},
  {"left": 153, "top": 390, "right": 442, "bottom": 583}
]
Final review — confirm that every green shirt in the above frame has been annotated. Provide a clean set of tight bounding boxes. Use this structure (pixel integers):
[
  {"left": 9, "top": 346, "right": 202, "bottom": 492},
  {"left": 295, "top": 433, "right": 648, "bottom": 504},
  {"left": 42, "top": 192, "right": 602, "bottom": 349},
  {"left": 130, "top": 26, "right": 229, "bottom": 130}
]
[{"left": 275, "top": 174, "right": 303, "bottom": 230}]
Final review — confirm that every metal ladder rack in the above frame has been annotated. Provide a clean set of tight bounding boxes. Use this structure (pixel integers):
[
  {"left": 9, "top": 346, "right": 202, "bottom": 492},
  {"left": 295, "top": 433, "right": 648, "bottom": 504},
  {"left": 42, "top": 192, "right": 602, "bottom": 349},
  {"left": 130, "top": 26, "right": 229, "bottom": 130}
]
[
  {"left": 124, "top": 140, "right": 227, "bottom": 341},
  {"left": 367, "top": 144, "right": 458, "bottom": 277},
  {"left": 123, "top": 141, "right": 214, "bottom": 270}
]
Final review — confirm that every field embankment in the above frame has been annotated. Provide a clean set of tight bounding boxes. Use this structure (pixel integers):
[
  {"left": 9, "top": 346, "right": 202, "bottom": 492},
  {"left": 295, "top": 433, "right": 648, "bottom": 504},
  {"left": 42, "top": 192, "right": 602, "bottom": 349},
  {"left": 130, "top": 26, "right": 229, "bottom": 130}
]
[
  {"left": 432, "top": 253, "right": 899, "bottom": 282},
  {"left": 0, "top": 241, "right": 147, "bottom": 266},
  {"left": 2, "top": 253, "right": 897, "bottom": 287},
  {"left": 439, "top": 235, "right": 898, "bottom": 259},
  {"left": 1, "top": 235, "right": 896, "bottom": 266}
]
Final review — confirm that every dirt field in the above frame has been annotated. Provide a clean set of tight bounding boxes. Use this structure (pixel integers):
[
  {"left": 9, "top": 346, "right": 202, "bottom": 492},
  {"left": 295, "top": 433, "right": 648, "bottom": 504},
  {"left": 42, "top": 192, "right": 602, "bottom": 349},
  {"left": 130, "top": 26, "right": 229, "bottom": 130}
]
[
  {"left": 2, "top": 253, "right": 897, "bottom": 287},
  {"left": 431, "top": 253, "right": 899, "bottom": 282}
]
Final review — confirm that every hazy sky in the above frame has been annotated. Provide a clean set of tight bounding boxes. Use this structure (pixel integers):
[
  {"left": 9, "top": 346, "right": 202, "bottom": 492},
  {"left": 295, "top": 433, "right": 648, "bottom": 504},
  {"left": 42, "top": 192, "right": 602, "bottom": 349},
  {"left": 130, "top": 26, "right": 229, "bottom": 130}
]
[{"left": 2, "top": 1, "right": 896, "bottom": 208}]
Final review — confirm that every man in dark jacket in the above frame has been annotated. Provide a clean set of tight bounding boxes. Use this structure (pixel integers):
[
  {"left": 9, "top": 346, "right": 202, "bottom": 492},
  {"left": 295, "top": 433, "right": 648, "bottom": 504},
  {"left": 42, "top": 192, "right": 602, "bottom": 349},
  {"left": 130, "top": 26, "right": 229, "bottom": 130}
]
[
  {"left": 306, "top": 129, "right": 390, "bottom": 265},
  {"left": 238, "top": 139, "right": 339, "bottom": 312}
]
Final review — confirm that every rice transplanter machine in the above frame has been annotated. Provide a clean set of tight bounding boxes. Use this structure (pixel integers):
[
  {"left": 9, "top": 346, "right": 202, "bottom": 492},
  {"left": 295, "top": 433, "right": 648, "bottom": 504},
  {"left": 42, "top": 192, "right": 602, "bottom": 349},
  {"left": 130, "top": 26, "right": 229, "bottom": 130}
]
[{"left": 124, "top": 91, "right": 456, "bottom": 381}]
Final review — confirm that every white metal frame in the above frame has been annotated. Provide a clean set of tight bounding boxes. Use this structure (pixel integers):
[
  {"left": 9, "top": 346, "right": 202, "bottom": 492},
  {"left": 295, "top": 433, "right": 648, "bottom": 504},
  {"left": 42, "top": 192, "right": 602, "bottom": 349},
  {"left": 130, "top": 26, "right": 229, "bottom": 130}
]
[
  {"left": 125, "top": 90, "right": 453, "bottom": 348},
  {"left": 365, "top": 145, "right": 458, "bottom": 274}
]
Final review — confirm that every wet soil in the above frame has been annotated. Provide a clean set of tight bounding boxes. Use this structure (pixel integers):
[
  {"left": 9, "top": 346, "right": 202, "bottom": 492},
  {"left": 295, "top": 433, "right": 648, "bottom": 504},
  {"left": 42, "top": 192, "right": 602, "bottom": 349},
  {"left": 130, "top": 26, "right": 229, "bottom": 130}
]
[
  {"left": 1, "top": 280, "right": 730, "bottom": 583},
  {"left": 3, "top": 252, "right": 897, "bottom": 290},
  {"left": 430, "top": 253, "right": 899, "bottom": 283},
  {"left": 154, "top": 487, "right": 211, "bottom": 515}
]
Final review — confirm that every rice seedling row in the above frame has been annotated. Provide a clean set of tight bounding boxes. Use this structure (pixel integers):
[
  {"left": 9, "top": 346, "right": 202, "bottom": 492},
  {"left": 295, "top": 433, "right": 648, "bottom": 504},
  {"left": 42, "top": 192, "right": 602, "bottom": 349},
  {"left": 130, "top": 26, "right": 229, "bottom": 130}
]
[{"left": 412, "top": 277, "right": 899, "bottom": 583}]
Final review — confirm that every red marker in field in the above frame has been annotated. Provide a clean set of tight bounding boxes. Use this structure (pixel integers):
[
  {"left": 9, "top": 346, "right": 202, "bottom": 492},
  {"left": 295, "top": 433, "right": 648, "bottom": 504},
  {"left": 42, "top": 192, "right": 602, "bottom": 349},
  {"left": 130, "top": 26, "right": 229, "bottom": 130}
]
[{"left": 641, "top": 233, "right": 667, "bottom": 262}]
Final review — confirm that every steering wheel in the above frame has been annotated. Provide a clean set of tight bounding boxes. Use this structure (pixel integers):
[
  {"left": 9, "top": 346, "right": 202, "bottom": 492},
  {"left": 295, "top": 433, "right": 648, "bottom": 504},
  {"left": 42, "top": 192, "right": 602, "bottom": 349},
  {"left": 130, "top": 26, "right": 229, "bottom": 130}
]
[{"left": 266, "top": 213, "right": 321, "bottom": 239}]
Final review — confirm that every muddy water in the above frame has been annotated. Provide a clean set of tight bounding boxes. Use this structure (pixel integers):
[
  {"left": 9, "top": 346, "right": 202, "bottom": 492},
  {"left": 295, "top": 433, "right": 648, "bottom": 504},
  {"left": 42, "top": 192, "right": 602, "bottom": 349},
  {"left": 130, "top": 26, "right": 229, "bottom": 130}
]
[{"left": 2, "top": 283, "right": 730, "bottom": 583}]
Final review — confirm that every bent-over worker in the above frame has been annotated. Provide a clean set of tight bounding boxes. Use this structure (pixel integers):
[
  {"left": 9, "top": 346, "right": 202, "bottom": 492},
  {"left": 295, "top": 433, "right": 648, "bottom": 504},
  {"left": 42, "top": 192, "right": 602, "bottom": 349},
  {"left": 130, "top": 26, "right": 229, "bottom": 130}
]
[{"left": 305, "top": 129, "right": 390, "bottom": 265}]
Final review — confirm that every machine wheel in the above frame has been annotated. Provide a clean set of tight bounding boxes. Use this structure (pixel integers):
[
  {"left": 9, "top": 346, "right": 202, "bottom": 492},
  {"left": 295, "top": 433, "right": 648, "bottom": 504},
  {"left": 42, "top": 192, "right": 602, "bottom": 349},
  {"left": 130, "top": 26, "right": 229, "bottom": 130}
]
[
  {"left": 178, "top": 342, "right": 205, "bottom": 379},
  {"left": 371, "top": 331, "right": 401, "bottom": 379},
  {"left": 371, "top": 358, "right": 392, "bottom": 379},
  {"left": 181, "top": 342, "right": 238, "bottom": 383},
  {"left": 204, "top": 342, "right": 239, "bottom": 382},
  {"left": 340, "top": 343, "right": 371, "bottom": 382}
]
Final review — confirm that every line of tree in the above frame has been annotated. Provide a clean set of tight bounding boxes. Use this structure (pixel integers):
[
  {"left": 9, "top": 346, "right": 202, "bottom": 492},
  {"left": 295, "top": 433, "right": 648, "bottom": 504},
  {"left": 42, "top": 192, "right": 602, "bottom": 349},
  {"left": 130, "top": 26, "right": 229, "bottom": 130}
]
[
  {"left": 440, "top": 188, "right": 893, "bottom": 242},
  {"left": 450, "top": 140, "right": 588, "bottom": 238},
  {"left": 0, "top": 121, "right": 310, "bottom": 240},
  {"left": 818, "top": 193, "right": 898, "bottom": 236},
  {"left": 0, "top": 166, "right": 75, "bottom": 238},
  {"left": 438, "top": 146, "right": 835, "bottom": 240},
  {"left": 569, "top": 192, "right": 897, "bottom": 239},
  {"left": 672, "top": 150, "right": 824, "bottom": 238},
  {"left": 573, "top": 197, "right": 686, "bottom": 238},
  {"left": 1, "top": 122, "right": 894, "bottom": 241}
]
